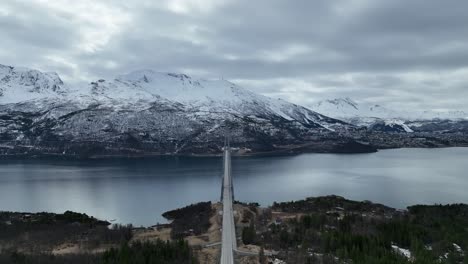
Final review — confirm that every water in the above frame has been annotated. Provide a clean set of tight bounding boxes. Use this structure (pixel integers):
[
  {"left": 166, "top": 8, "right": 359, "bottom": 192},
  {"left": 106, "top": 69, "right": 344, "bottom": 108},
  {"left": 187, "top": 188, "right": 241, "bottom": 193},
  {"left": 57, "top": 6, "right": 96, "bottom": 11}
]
[{"left": 0, "top": 148, "right": 467, "bottom": 226}]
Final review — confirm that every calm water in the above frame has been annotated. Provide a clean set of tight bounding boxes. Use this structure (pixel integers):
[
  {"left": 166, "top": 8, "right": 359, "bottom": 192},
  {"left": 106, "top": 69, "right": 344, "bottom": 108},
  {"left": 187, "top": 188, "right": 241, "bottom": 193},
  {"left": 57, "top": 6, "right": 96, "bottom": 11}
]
[{"left": 0, "top": 148, "right": 467, "bottom": 226}]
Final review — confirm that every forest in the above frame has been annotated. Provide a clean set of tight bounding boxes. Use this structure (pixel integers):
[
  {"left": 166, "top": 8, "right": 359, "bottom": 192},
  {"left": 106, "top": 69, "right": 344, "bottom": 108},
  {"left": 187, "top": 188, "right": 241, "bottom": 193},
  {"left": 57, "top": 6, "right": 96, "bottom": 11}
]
[
  {"left": 0, "top": 240, "right": 197, "bottom": 264},
  {"left": 0, "top": 211, "right": 198, "bottom": 264},
  {"left": 247, "top": 196, "right": 468, "bottom": 263}
]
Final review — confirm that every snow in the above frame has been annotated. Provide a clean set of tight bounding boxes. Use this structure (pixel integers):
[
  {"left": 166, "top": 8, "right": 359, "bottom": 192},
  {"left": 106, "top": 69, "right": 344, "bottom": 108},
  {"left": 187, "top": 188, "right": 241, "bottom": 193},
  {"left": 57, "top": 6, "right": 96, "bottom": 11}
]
[
  {"left": 312, "top": 97, "right": 399, "bottom": 120},
  {"left": 0, "top": 64, "right": 342, "bottom": 135},
  {"left": 312, "top": 97, "right": 467, "bottom": 122},
  {"left": 0, "top": 64, "right": 68, "bottom": 104},
  {"left": 453, "top": 243, "right": 464, "bottom": 255},
  {"left": 311, "top": 97, "right": 468, "bottom": 132},
  {"left": 272, "top": 259, "right": 286, "bottom": 264},
  {"left": 71, "top": 69, "right": 337, "bottom": 129},
  {"left": 384, "top": 119, "right": 414, "bottom": 133},
  {"left": 2, "top": 64, "right": 466, "bottom": 128},
  {"left": 391, "top": 244, "right": 412, "bottom": 259},
  {"left": 113, "top": 70, "right": 307, "bottom": 122}
]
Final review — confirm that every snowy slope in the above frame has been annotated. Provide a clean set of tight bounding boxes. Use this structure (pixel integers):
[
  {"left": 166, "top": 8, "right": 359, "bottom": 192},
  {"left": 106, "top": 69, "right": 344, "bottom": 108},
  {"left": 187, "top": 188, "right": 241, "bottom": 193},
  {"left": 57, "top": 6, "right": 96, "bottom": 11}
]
[
  {"left": 312, "top": 97, "right": 468, "bottom": 121},
  {"left": 0, "top": 65, "right": 338, "bottom": 127},
  {"left": 312, "top": 98, "right": 401, "bottom": 120},
  {"left": 312, "top": 97, "right": 468, "bottom": 134},
  {"left": 0, "top": 64, "right": 68, "bottom": 104},
  {"left": 369, "top": 119, "right": 414, "bottom": 133},
  {"left": 0, "top": 64, "right": 372, "bottom": 156},
  {"left": 84, "top": 69, "right": 340, "bottom": 128}
]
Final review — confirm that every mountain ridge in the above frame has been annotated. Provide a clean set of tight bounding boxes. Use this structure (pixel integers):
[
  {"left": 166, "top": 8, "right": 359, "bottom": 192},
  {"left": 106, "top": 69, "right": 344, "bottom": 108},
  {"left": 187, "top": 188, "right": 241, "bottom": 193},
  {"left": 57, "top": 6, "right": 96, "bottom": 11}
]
[
  {"left": 310, "top": 97, "right": 468, "bottom": 149},
  {"left": 0, "top": 64, "right": 375, "bottom": 157},
  {"left": 312, "top": 97, "right": 468, "bottom": 122}
]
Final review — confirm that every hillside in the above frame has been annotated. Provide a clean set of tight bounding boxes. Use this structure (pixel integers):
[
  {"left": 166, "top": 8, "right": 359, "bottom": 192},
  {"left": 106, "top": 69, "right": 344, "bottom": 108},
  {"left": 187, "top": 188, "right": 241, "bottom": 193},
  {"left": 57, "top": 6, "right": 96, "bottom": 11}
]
[{"left": 0, "top": 65, "right": 374, "bottom": 157}]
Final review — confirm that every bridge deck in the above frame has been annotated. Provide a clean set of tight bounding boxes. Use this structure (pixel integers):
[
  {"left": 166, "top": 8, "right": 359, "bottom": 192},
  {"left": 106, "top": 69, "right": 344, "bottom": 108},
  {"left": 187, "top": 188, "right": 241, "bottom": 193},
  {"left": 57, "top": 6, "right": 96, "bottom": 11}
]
[{"left": 220, "top": 148, "right": 236, "bottom": 264}]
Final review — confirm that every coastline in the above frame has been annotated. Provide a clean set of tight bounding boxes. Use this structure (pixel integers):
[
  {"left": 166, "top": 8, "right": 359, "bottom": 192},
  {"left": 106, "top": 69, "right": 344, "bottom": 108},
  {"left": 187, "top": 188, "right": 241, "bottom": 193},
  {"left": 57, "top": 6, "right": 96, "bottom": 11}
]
[
  {"left": 3, "top": 145, "right": 468, "bottom": 160},
  {"left": 2, "top": 195, "right": 468, "bottom": 264}
]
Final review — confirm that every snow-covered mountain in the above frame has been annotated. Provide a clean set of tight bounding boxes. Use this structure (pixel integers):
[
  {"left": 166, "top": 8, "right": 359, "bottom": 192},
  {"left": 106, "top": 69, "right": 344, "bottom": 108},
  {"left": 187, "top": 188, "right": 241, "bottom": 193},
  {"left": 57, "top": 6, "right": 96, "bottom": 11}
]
[
  {"left": 312, "top": 98, "right": 398, "bottom": 120},
  {"left": 312, "top": 97, "right": 467, "bottom": 122},
  {"left": 0, "top": 64, "right": 68, "bottom": 103},
  {"left": 0, "top": 65, "right": 374, "bottom": 157},
  {"left": 312, "top": 97, "right": 468, "bottom": 133},
  {"left": 82, "top": 70, "right": 345, "bottom": 127}
]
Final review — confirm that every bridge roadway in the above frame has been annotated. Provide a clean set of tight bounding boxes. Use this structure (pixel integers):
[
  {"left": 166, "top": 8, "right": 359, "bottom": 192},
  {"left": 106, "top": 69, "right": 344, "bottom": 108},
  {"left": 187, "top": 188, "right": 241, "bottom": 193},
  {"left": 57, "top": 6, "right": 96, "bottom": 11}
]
[{"left": 220, "top": 148, "right": 236, "bottom": 264}]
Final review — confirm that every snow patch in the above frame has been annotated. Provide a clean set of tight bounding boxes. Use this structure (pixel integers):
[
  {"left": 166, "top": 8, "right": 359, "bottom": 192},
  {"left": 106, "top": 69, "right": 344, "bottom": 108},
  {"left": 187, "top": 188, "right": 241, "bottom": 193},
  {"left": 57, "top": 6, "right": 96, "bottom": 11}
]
[
  {"left": 391, "top": 244, "right": 412, "bottom": 259},
  {"left": 312, "top": 97, "right": 467, "bottom": 123},
  {"left": 384, "top": 119, "right": 414, "bottom": 133}
]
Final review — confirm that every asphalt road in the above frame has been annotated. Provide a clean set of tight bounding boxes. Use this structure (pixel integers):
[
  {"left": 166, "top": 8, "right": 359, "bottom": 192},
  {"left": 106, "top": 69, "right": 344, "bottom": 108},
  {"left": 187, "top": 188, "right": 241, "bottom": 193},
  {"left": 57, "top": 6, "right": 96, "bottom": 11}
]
[{"left": 220, "top": 148, "right": 236, "bottom": 264}]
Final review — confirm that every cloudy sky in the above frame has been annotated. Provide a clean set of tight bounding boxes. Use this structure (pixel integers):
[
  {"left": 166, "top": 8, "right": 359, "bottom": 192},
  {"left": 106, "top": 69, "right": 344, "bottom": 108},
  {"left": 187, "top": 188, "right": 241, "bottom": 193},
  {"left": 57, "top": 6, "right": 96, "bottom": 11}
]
[{"left": 1, "top": 0, "right": 468, "bottom": 111}]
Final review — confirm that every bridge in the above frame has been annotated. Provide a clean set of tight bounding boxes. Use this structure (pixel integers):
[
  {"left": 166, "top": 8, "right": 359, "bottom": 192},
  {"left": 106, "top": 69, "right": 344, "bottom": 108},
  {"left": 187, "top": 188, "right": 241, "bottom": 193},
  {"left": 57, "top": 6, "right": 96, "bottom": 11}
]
[{"left": 220, "top": 145, "right": 236, "bottom": 264}]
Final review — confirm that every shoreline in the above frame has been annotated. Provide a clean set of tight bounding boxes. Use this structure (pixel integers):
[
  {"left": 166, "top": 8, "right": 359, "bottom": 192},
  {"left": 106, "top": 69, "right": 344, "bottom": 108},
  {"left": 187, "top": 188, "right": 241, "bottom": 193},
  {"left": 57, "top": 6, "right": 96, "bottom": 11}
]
[
  {"left": 2, "top": 195, "right": 468, "bottom": 264},
  {"left": 1, "top": 145, "right": 467, "bottom": 160},
  {"left": 2, "top": 194, "right": 468, "bottom": 228}
]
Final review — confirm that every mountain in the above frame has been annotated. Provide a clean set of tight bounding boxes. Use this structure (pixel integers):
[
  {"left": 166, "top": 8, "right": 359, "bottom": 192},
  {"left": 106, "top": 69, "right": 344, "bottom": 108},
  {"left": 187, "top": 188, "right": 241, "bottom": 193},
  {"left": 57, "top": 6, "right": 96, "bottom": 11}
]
[
  {"left": 0, "top": 65, "right": 375, "bottom": 157},
  {"left": 312, "top": 97, "right": 468, "bottom": 130},
  {"left": 312, "top": 97, "right": 468, "bottom": 149},
  {"left": 312, "top": 98, "right": 398, "bottom": 120},
  {"left": 0, "top": 64, "right": 68, "bottom": 103},
  {"left": 313, "top": 97, "right": 468, "bottom": 122}
]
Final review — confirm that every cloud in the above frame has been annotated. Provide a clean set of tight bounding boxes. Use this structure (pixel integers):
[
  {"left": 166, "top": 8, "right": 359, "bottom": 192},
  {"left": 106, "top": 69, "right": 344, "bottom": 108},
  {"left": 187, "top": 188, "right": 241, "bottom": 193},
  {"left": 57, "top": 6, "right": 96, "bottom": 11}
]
[
  {"left": 163, "top": 0, "right": 229, "bottom": 14},
  {"left": 0, "top": 0, "right": 467, "bottom": 111}
]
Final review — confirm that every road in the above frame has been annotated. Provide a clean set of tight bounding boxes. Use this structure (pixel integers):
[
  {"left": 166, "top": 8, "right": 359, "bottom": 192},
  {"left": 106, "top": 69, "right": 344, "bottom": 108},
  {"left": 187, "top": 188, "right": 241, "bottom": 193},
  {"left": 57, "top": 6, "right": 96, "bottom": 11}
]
[{"left": 220, "top": 147, "right": 236, "bottom": 264}]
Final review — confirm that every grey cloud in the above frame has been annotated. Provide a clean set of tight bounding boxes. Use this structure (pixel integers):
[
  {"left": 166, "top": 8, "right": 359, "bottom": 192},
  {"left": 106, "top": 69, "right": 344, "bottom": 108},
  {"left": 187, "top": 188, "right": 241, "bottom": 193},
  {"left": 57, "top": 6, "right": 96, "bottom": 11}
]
[
  {"left": 0, "top": 0, "right": 467, "bottom": 111},
  {"left": 0, "top": 2, "right": 77, "bottom": 50}
]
